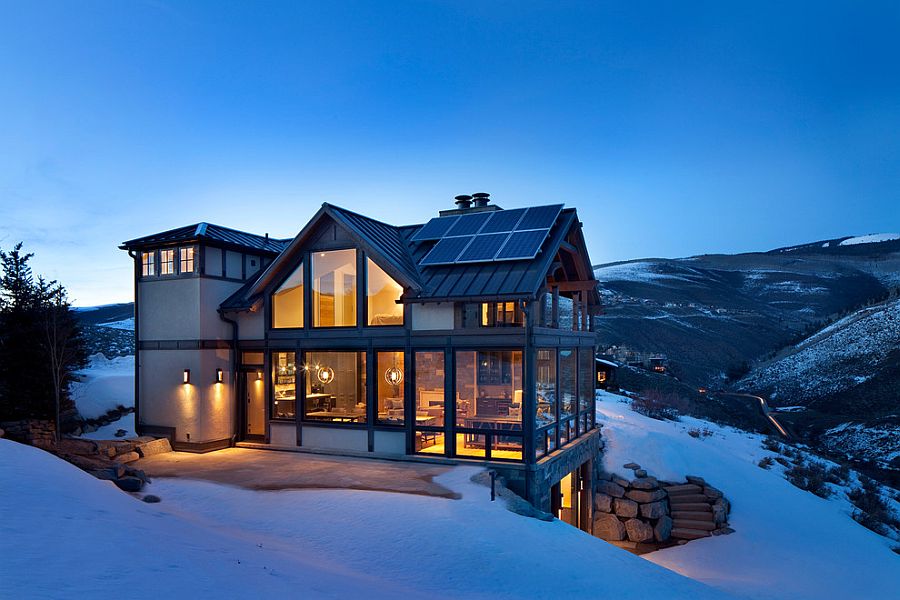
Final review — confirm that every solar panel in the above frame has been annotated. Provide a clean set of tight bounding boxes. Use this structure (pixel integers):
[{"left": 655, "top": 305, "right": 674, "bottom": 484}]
[
  {"left": 419, "top": 235, "right": 474, "bottom": 265},
  {"left": 411, "top": 216, "right": 460, "bottom": 241},
  {"left": 496, "top": 229, "right": 549, "bottom": 260},
  {"left": 445, "top": 211, "right": 494, "bottom": 236},
  {"left": 515, "top": 204, "right": 563, "bottom": 231},
  {"left": 479, "top": 208, "right": 526, "bottom": 234},
  {"left": 456, "top": 233, "right": 510, "bottom": 263}
]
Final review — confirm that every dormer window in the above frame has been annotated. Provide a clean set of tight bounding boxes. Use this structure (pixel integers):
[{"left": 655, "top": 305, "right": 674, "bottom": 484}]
[
  {"left": 366, "top": 258, "right": 404, "bottom": 326},
  {"left": 141, "top": 251, "right": 155, "bottom": 277},
  {"left": 160, "top": 249, "right": 175, "bottom": 275}
]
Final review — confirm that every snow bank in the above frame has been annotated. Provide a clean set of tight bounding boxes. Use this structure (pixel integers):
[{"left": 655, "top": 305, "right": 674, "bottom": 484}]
[
  {"left": 839, "top": 233, "right": 900, "bottom": 246},
  {"left": 0, "top": 439, "right": 729, "bottom": 600},
  {"left": 69, "top": 354, "right": 134, "bottom": 419},
  {"left": 596, "top": 391, "right": 900, "bottom": 600},
  {"left": 97, "top": 317, "right": 135, "bottom": 331}
]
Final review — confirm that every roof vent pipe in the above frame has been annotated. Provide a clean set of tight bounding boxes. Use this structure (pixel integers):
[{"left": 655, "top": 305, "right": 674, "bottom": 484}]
[
  {"left": 472, "top": 192, "right": 490, "bottom": 208},
  {"left": 454, "top": 195, "right": 473, "bottom": 209}
]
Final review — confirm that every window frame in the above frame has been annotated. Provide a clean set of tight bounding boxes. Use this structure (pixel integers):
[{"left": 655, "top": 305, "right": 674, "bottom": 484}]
[
  {"left": 141, "top": 251, "right": 156, "bottom": 277},
  {"left": 311, "top": 248, "right": 358, "bottom": 329},
  {"left": 159, "top": 248, "right": 176, "bottom": 276},
  {"left": 271, "top": 260, "right": 305, "bottom": 329},
  {"left": 299, "top": 349, "right": 368, "bottom": 427},
  {"left": 179, "top": 246, "right": 196, "bottom": 274},
  {"left": 365, "top": 257, "right": 405, "bottom": 327}
]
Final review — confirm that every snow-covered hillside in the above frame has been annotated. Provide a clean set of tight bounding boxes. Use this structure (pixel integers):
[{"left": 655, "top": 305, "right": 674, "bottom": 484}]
[
  {"left": 69, "top": 353, "right": 134, "bottom": 420},
  {"left": 596, "top": 391, "right": 900, "bottom": 600},
  {"left": 740, "top": 297, "right": 900, "bottom": 402},
  {"left": 0, "top": 439, "right": 729, "bottom": 600}
]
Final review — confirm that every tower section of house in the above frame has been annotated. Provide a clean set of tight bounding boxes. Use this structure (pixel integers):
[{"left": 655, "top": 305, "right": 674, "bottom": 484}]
[
  {"left": 120, "top": 224, "right": 288, "bottom": 450},
  {"left": 123, "top": 194, "right": 603, "bottom": 527}
]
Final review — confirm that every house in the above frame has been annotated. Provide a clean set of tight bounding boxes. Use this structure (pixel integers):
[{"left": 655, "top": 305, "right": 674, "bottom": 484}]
[
  {"left": 120, "top": 193, "right": 602, "bottom": 527},
  {"left": 595, "top": 357, "right": 618, "bottom": 390}
]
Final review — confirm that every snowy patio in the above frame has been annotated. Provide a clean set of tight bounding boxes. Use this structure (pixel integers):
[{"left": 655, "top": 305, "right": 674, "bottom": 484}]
[{"left": 134, "top": 447, "right": 458, "bottom": 498}]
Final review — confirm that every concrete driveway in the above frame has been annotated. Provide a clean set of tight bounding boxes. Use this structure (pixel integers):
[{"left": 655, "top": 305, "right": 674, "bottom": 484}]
[{"left": 134, "top": 447, "right": 460, "bottom": 498}]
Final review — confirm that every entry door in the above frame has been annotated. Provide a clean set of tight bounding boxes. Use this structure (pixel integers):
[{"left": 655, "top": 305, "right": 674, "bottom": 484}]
[
  {"left": 557, "top": 471, "right": 580, "bottom": 527},
  {"left": 245, "top": 371, "right": 266, "bottom": 437}
]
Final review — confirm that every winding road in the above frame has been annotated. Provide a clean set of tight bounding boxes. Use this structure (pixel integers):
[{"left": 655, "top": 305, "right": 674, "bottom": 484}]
[{"left": 719, "top": 392, "right": 791, "bottom": 439}]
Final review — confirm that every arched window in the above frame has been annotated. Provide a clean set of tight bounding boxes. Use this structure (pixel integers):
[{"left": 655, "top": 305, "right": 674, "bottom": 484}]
[
  {"left": 366, "top": 258, "right": 404, "bottom": 326},
  {"left": 272, "top": 262, "right": 304, "bottom": 328}
]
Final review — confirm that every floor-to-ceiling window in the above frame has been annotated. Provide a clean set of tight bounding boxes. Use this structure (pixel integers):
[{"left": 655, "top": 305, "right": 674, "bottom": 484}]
[
  {"left": 376, "top": 351, "right": 405, "bottom": 425},
  {"left": 455, "top": 350, "right": 523, "bottom": 460},
  {"left": 302, "top": 351, "right": 366, "bottom": 423},
  {"left": 578, "top": 348, "right": 594, "bottom": 434},
  {"left": 366, "top": 259, "right": 404, "bottom": 326},
  {"left": 312, "top": 250, "right": 357, "bottom": 327},
  {"left": 414, "top": 351, "right": 445, "bottom": 455},
  {"left": 535, "top": 349, "right": 557, "bottom": 458},
  {"left": 559, "top": 348, "right": 576, "bottom": 446},
  {"left": 272, "top": 352, "right": 296, "bottom": 420}
]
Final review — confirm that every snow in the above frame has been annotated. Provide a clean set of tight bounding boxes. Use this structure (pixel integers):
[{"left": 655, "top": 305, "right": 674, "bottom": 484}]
[
  {"left": 596, "top": 391, "right": 900, "bottom": 600},
  {"left": 97, "top": 317, "right": 135, "bottom": 331},
  {"left": 594, "top": 261, "right": 694, "bottom": 284},
  {"left": 838, "top": 233, "right": 900, "bottom": 246},
  {"left": 0, "top": 438, "right": 729, "bottom": 600},
  {"left": 69, "top": 354, "right": 134, "bottom": 419},
  {"left": 79, "top": 412, "right": 136, "bottom": 440}
]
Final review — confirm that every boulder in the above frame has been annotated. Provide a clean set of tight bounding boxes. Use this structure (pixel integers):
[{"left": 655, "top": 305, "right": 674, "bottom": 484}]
[
  {"left": 0, "top": 428, "right": 5, "bottom": 438},
  {"left": 626, "top": 488, "right": 666, "bottom": 503},
  {"left": 625, "top": 518, "right": 654, "bottom": 543},
  {"left": 686, "top": 475, "right": 707, "bottom": 486},
  {"left": 716, "top": 497, "right": 731, "bottom": 515},
  {"left": 594, "top": 493, "right": 613, "bottom": 513},
  {"left": 623, "top": 462, "right": 640, "bottom": 470},
  {"left": 703, "top": 485, "right": 723, "bottom": 499},
  {"left": 631, "top": 477, "right": 659, "bottom": 490},
  {"left": 115, "top": 451, "right": 140, "bottom": 464},
  {"left": 713, "top": 504, "right": 727, "bottom": 525},
  {"left": 640, "top": 500, "right": 668, "bottom": 519},
  {"left": 142, "top": 494, "right": 162, "bottom": 503},
  {"left": 634, "top": 468, "right": 648, "bottom": 478},
  {"left": 593, "top": 513, "right": 626, "bottom": 541},
  {"left": 114, "top": 429, "right": 127, "bottom": 438},
  {"left": 135, "top": 437, "right": 172, "bottom": 457},
  {"left": 114, "top": 476, "right": 144, "bottom": 492},
  {"left": 596, "top": 480, "right": 625, "bottom": 498},
  {"left": 613, "top": 498, "right": 639, "bottom": 518},
  {"left": 654, "top": 515, "right": 674, "bottom": 542},
  {"left": 612, "top": 475, "right": 630, "bottom": 489}
]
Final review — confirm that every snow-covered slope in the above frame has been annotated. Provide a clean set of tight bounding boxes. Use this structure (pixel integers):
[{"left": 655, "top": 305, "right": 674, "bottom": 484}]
[
  {"left": 596, "top": 391, "right": 900, "bottom": 600},
  {"left": 0, "top": 438, "right": 729, "bottom": 600},
  {"left": 69, "top": 353, "right": 134, "bottom": 419}
]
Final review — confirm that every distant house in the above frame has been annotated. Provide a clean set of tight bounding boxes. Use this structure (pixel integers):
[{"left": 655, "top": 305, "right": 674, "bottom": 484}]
[
  {"left": 595, "top": 358, "right": 618, "bottom": 390},
  {"left": 120, "top": 194, "right": 602, "bottom": 527}
]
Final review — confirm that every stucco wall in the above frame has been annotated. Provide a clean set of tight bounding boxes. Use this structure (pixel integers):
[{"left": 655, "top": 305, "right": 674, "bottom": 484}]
[
  {"left": 139, "top": 348, "right": 234, "bottom": 443},
  {"left": 138, "top": 278, "right": 201, "bottom": 340},
  {"left": 269, "top": 422, "right": 296, "bottom": 446},
  {"left": 373, "top": 430, "right": 405, "bottom": 454},
  {"left": 411, "top": 303, "right": 454, "bottom": 330},
  {"left": 199, "top": 278, "right": 245, "bottom": 339},
  {"left": 236, "top": 309, "right": 265, "bottom": 340},
  {"left": 302, "top": 426, "right": 368, "bottom": 452}
]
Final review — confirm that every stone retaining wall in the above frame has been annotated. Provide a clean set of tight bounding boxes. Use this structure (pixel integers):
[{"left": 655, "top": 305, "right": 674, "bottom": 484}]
[
  {"left": 0, "top": 419, "right": 56, "bottom": 450},
  {"left": 592, "top": 462, "right": 733, "bottom": 553}
]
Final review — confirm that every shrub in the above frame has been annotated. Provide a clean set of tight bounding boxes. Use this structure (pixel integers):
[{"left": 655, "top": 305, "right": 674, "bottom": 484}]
[
  {"left": 785, "top": 459, "right": 832, "bottom": 499},
  {"left": 631, "top": 389, "right": 688, "bottom": 421},
  {"left": 825, "top": 463, "right": 851, "bottom": 486},
  {"left": 762, "top": 437, "right": 783, "bottom": 453},
  {"left": 758, "top": 456, "right": 775, "bottom": 470},
  {"left": 848, "top": 477, "right": 900, "bottom": 536},
  {"left": 775, "top": 457, "right": 791, "bottom": 468}
]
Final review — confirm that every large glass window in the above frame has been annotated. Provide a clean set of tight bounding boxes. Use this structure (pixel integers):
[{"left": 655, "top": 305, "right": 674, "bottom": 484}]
[
  {"left": 376, "top": 351, "right": 405, "bottom": 425},
  {"left": 456, "top": 350, "right": 523, "bottom": 460},
  {"left": 560, "top": 348, "right": 576, "bottom": 420},
  {"left": 579, "top": 348, "right": 594, "bottom": 424},
  {"left": 367, "top": 259, "right": 404, "bottom": 326},
  {"left": 179, "top": 246, "right": 195, "bottom": 273},
  {"left": 414, "top": 351, "right": 445, "bottom": 455},
  {"left": 273, "top": 262, "right": 304, "bottom": 329},
  {"left": 313, "top": 249, "right": 357, "bottom": 327},
  {"left": 160, "top": 249, "right": 175, "bottom": 275},
  {"left": 141, "top": 251, "right": 155, "bottom": 277},
  {"left": 272, "top": 352, "right": 296, "bottom": 420},
  {"left": 303, "top": 351, "right": 366, "bottom": 423},
  {"left": 480, "top": 302, "right": 524, "bottom": 327},
  {"left": 536, "top": 349, "right": 557, "bottom": 427}
]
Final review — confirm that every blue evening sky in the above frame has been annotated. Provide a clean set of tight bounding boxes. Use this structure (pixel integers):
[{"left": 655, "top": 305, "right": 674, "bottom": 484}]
[{"left": 1, "top": 1, "right": 899, "bottom": 305}]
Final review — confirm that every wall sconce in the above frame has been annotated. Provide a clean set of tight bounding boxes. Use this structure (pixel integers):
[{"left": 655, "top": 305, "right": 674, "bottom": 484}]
[
  {"left": 256, "top": 370, "right": 263, "bottom": 381},
  {"left": 215, "top": 368, "right": 224, "bottom": 383},
  {"left": 384, "top": 366, "right": 403, "bottom": 386},
  {"left": 317, "top": 366, "right": 335, "bottom": 385},
  {"left": 183, "top": 369, "right": 191, "bottom": 384}
]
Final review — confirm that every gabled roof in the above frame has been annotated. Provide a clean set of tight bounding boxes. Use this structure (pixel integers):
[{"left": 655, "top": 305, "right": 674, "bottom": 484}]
[
  {"left": 120, "top": 222, "right": 290, "bottom": 254},
  {"left": 221, "top": 201, "right": 598, "bottom": 313}
]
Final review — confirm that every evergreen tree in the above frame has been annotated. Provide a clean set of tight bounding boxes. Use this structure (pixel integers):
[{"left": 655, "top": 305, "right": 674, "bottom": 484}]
[{"left": 0, "top": 243, "right": 88, "bottom": 439}]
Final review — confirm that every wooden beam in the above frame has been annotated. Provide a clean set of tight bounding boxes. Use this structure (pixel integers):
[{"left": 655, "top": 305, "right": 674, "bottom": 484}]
[{"left": 553, "top": 280, "right": 599, "bottom": 292}]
